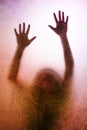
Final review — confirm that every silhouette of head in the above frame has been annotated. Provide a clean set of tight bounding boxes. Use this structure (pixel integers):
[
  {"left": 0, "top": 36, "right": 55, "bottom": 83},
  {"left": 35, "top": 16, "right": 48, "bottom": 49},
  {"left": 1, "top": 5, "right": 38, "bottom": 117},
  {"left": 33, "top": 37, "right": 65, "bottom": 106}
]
[{"left": 34, "top": 68, "right": 62, "bottom": 92}]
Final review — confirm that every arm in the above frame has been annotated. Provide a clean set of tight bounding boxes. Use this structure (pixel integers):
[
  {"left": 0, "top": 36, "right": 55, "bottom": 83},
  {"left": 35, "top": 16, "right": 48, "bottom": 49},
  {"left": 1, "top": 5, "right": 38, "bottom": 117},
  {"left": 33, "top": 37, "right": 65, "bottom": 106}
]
[
  {"left": 48, "top": 11, "right": 74, "bottom": 83},
  {"left": 8, "top": 23, "right": 36, "bottom": 81}
]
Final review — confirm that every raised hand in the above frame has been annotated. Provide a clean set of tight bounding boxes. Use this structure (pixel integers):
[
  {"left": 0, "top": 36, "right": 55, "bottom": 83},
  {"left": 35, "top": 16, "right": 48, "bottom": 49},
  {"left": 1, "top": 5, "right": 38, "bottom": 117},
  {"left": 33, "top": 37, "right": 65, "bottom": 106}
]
[
  {"left": 14, "top": 23, "right": 36, "bottom": 49},
  {"left": 8, "top": 23, "right": 36, "bottom": 81},
  {"left": 48, "top": 11, "right": 68, "bottom": 36}
]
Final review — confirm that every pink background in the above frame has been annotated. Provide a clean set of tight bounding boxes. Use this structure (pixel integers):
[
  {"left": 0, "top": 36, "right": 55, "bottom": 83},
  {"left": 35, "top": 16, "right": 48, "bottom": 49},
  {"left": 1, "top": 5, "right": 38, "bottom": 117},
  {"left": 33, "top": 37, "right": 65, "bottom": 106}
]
[{"left": 0, "top": 0, "right": 87, "bottom": 129}]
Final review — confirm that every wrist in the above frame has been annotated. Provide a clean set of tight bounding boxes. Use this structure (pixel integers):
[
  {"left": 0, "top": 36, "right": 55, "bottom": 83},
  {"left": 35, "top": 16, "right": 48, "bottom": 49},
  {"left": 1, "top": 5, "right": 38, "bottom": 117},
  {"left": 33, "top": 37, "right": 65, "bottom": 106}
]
[
  {"left": 17, "top": 46, "right": 25, "bottom": 52},
  {"left": 59, "top": 33, "right": 67, "bottom": 39}
]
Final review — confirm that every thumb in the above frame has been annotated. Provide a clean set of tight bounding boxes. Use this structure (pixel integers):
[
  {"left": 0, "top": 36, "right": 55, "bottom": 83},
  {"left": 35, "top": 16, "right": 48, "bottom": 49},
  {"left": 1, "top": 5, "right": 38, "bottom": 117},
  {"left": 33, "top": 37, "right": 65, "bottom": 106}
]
[
  {"left": 48, "top": 25, "right": 55, "bottom": 31},
  {"left": 29, "top": 36, "right": 36, "bottom": 43}
]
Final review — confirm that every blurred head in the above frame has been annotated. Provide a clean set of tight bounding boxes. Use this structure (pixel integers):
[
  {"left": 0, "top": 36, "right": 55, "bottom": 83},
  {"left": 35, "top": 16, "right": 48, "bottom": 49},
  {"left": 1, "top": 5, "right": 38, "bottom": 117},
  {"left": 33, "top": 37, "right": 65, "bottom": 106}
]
[{"left": 33, "top": 68, "right": 62, "bottom": 92}]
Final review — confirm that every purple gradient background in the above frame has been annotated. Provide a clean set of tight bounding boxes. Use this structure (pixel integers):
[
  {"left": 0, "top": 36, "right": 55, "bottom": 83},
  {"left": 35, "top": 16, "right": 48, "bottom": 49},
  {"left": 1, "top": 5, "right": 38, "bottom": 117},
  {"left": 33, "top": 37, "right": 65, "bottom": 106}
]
[{"left": 0, "top": 0, "right": 87, "bottom": 129}]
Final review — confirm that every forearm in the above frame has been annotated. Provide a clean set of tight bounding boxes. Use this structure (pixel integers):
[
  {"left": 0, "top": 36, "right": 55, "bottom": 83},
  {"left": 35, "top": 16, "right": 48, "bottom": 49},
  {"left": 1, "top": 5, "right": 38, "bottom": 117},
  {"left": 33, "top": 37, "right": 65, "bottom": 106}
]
[
  {"left": 8, "top": 46, "right": 24, "bottom": 80},
  {"left": 60, "top": 34, "right": 74, "bottom": 79}
]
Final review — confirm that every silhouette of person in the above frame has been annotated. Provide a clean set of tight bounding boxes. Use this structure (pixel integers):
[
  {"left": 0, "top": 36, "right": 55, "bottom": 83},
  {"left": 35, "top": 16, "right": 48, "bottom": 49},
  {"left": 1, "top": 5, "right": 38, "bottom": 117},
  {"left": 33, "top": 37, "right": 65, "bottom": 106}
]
[{"left": 8, "top": 11, "right": 74, "bottom": 130}]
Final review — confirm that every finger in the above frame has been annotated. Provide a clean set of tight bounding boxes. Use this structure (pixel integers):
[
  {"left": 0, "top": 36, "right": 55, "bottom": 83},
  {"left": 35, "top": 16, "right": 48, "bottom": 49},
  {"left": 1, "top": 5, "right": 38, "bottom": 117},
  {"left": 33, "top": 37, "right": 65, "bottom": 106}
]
[
  {"left": 19, "top": 24, "right": 21, "bottom": 34},
  {"left": 66, "top": 16, "right": 69, "bottom": 23},
  {"left": 62, "top": 12, "right": 64, "bottom": 22},
  {"left": 48, "top": 25, "right": 55, "bottom": 31},
  {"left": 26, "top": 24, "right": 30, "bottom": 35},
  {"left": 23, "top": 22, "right": 25, "bottom": 33},
  {"left": 53, "top": 13, "right": 58, "bottom": 24},
  {"left": 59, "top": 10, "right": 61, "bottom": 21},
  {"left": 14, "top": 28, "right": 18, "bottom": 36},
  {"left": 30, "top": 36, "right": 36, "bottom": 43}
]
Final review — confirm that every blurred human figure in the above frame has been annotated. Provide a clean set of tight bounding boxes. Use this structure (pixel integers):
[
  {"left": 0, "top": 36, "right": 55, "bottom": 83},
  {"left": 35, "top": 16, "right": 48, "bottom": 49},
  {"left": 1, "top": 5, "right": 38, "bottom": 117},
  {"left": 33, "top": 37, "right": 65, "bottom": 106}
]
[{"left": 8, "top": 11, "right": 74, "bottom": 130}]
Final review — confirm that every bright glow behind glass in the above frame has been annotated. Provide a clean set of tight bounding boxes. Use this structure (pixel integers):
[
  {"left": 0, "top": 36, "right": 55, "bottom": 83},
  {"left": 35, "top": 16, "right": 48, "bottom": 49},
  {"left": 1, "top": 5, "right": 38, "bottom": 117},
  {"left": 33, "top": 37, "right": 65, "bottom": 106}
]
[
  {"left": 0, "top": 0, "right": 87, "bottom": 128},
  {"left": 0, "top": 0, "right": 87, "bottom": 90}
]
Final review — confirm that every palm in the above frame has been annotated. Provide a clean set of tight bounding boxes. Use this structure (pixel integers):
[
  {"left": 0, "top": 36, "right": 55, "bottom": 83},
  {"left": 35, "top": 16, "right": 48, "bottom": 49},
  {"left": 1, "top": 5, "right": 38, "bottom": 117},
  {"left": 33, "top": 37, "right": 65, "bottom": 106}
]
[
  {"left": 17, "top": 33, "right": 29, "bottom": 47},
  {"left": 49, "top": 11, "right": 68, "bottom": 36},
  {"left": 55, "top": 21, "right": 67, "bottom": 35},
  {"left": 14, "top": 23, "right": 36, "bottom": 48}
]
